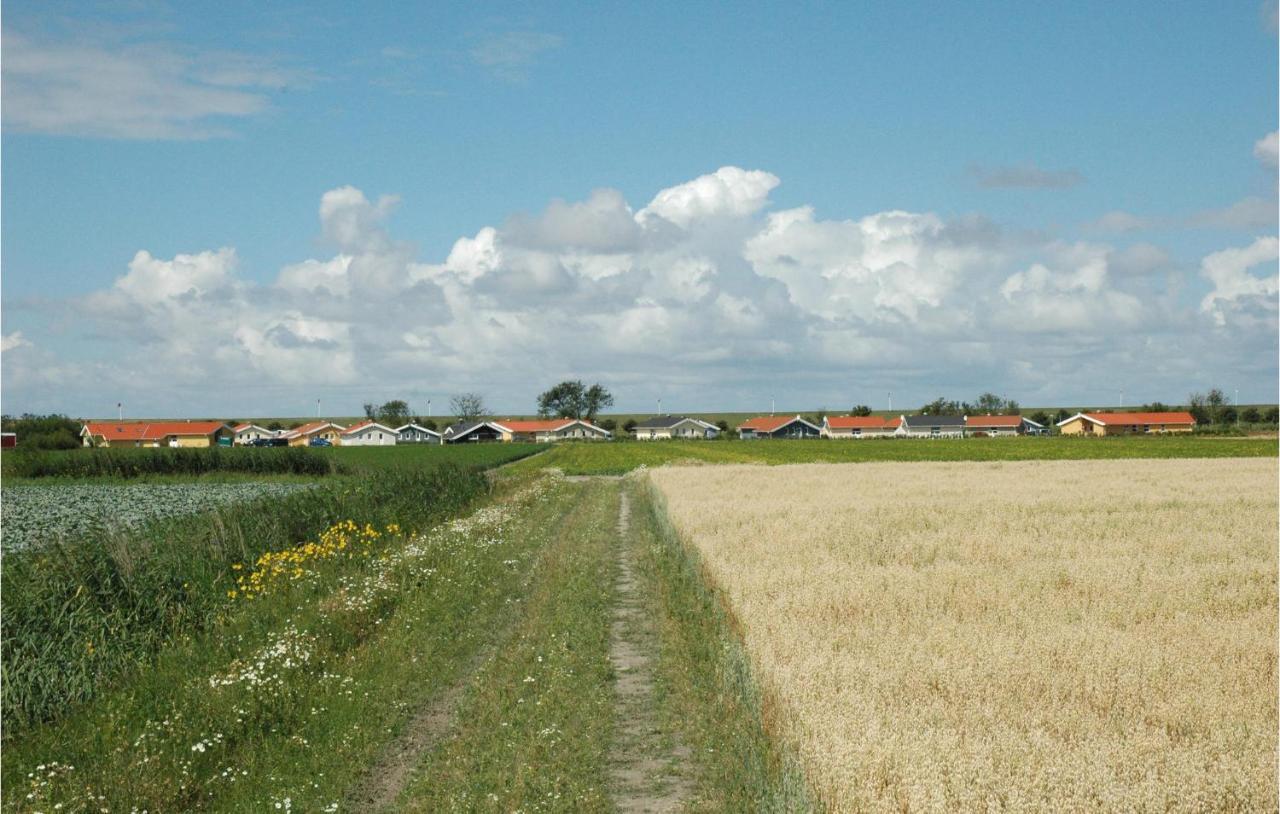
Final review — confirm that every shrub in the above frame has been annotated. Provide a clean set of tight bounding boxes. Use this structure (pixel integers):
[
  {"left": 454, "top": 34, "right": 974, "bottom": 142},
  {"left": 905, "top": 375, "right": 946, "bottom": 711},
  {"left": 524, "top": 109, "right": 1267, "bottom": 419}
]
[{"left": 6, "top": 446, "right": 341, "bottom": 479}]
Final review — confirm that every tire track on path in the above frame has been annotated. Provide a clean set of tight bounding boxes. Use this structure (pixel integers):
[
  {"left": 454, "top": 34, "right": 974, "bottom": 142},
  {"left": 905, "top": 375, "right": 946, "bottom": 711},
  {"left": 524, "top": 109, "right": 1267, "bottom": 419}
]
[{"left": 609, "top": 486, "right": 693, "bottom": 812}]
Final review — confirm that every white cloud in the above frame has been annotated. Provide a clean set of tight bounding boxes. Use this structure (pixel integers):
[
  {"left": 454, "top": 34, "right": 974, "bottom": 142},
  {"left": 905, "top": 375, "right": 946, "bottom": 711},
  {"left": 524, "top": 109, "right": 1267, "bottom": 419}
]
[
  {"left": 1188, "top": 196, "right": 1278, "bottom": 230},
  {"left": 0, "top": 30, "right": 307, "bottom": 139},
  {"left": 638, "top": 167, "right": 780, "bottom": 228},
  {"left": 1199, "top": 236, "right": 1280, "bottom": 325},
  {"left": 1, "top": 331, "right": 32, "bottom": 352},
  {"left": 1256, "top": 131, "right": 1279, "bottom": 169},
  {"left": 9, "top": 170, "right": 1274, "bottom": 415}
]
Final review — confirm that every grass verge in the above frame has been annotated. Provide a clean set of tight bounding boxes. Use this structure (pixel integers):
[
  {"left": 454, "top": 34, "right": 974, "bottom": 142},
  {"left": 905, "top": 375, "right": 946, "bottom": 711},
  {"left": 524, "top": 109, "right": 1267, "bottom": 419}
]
[
  {"left": 509, "top": 435, "right": 1276, "bottom": 476},
  {"left": 2, "top": 474, "right": 569, "bottom": 812},
  {"left": 2, "top": 465, "right": 487, "bottom": 732},
  {"left": 629, "top": 477, "right": 815, "bottom": 811}
]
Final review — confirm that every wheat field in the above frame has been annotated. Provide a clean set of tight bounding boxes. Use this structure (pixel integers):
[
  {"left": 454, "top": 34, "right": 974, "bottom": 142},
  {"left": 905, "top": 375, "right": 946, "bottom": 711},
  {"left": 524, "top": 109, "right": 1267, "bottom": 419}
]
[{"left": 649, "top": 458, "right": 1278, "bottom": 811}]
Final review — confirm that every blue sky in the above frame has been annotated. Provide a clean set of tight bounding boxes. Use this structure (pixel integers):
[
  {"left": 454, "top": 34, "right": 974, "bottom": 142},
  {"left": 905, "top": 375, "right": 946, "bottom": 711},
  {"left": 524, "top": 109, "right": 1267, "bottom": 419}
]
[{"left": 2, "top": 1, "right": 1277, "bottom": 418}]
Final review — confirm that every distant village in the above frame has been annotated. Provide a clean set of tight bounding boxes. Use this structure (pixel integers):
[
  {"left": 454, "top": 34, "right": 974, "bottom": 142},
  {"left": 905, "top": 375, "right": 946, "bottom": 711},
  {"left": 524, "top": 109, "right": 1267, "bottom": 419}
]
[{"left": 71, "top": 409, "right": 1201, "bottom": 449}]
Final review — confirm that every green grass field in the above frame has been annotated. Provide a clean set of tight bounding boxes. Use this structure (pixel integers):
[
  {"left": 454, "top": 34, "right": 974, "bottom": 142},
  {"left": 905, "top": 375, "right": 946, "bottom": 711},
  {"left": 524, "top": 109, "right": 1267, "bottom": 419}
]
[{"left": 506, "top": 435, "right": 1278, "bottom": 476}]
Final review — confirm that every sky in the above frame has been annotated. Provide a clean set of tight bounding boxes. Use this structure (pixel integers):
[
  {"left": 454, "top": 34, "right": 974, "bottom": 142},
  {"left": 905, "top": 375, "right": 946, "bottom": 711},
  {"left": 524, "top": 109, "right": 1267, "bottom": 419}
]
[{"left": 2, "top": 1, "right": 1277, "bottom": 419}]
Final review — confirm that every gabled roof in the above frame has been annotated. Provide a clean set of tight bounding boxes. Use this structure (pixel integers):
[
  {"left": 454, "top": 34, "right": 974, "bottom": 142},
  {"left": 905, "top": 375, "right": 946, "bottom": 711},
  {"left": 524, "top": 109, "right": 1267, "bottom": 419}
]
[
  {"left": 738, "top": 415, "right": 821, "bottom": 433},
  {"left": 500, "top": 418, "right": 611, "bottom": 436},
  {"left": 825, "top": 416, "right": 897, "bottom": 430},
  {"left": 1057, "top": 411, "right": 1196, "bottom": 427},
  {"left": 633, "top": 415, "right": 717, "bottom": 430},
  {"left": 902, "top": 414, "right": 965, "bottom": 428},
  {"left": 282, "top": 421, "right": 345, "bottom": 439},
  {"left": 82, "top": 421, "right": 229, "bottom": 441},
  {"left": 395, "top": 423, "right": 441, "bottom": 436},
  {"left": 965, "top": 415, "right": 1026, "bottom": 428},
  {"left": 341, "top": 420, "right": 396, "bottom": 436},
  {"left": 232, "top": 423, "right": 271, "bottom": 434},
  {"left": 443, "top": 420, "right": 504, "bottom": 437}
]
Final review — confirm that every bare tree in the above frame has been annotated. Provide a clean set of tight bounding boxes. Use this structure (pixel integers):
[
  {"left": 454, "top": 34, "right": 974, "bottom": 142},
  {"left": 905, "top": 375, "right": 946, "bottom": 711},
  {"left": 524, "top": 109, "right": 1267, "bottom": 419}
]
[{"left": 449, "top": 393, "right": 488, "bottom": 423}]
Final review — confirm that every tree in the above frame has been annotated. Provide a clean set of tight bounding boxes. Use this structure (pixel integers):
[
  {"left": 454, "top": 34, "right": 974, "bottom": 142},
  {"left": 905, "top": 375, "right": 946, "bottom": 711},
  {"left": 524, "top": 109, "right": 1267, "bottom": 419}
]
[
  {"left": 415, "top": 417, "right": 438, "bottom": 431},
  {"left": 599, "top": 418, "right": 617, "bottom": 432},
  {"left": 623, "top": 419, "right": 638, "bottom": 433},
  {"left": 1142, "top": 402, "right": 1170, "bottom": 413},
  {"left": 1264, "top": 407, "right": 1279, "bottom": 424},
  {"left": 1054, "top": 408, "right": 1071, "bottom": 424},
  {"left": 715, "top": 420, "right": 729, "bottom": 432},
  {"left": 363, "top": 402, "right": 377, "bottom": 420},
  {"left": 536, "top": 380, "right": 614, "bottom": 420},
  {"left": 1240, "top": 407, "right": 1261, "bottom": 424},
  {"left": 583, "top": 384, "right": 614, "bottom": 421},
  {"left": 1030, "top": 410, "right": 1051, "bottom": 427},
  {"left": 850, "top": 404, "right": 872, "bottom": 417},
  {"left": 450, "top": 393, "right": 488, "bottom": 423},
  {"left": 1187, "top": 392, "right": 1209, "bottom": 425},
  {"left": 922, "top": 397, "right": 961, "bottom": 415},
  {"left": 377, "top": 400, "right": 411, "bottom": 426},
  {"left": 1206, "top": 388, "right": 1227, "bottom": 424}
]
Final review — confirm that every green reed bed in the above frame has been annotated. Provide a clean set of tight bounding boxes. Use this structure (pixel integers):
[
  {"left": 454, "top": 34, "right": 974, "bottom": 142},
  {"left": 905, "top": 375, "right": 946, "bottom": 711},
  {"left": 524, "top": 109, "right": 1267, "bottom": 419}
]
[{"left": 5, "top": 446, "right": 342, "bottom": 480}]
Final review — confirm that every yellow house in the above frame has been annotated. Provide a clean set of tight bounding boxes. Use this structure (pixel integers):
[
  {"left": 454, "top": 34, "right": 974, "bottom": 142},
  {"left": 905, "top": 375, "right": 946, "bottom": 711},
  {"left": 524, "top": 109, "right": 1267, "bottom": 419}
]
[
  {"left": 1056, "top": 411, "right": 1196, "bottom": 436},
  {"left": 284, "top": 421, "right": 346, "bottom": 446},
  {"left": 81, "top": 421, "right": 230, "bottom": 448}
]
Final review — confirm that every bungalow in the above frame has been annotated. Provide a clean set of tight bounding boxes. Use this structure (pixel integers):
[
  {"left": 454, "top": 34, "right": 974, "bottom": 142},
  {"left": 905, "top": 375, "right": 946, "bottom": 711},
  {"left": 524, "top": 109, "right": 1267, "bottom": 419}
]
[
  {"left": 81, "top": 421, "right": 231, "bottom": 448},
  {"left": 631, "top": 415, "right": 720, "bottom": 440},
  {"left": 340, "top": 420, "right": 398, "bottom": 446},
  {"left": 964, "top": 415, "right": 1044, "bottom": 437},
  {"left": 1056, "top": 411, "right": 1196, "bottom": 436},
  {"left": 442, "top": 420, "right": 507, "bottom": 443},
  {"left": 232, "top": 423, "right": 275, "bottom": 445},
  {"left": 821, "top": 415, "right": 901, "bottom": 439},
  {"left": 283, "top": 421, "right": 346, "bottom": 447},
  {"left": 396, "top": 423, "right": 442, "bottom": 444},
  {"left": 496, "top": 419, "right": 612, "bottom": 443},
  {"left": 896, "top": 415, "right": 965, "bottom": 438},
  {"left": 738, "top": 415, "right": 822, "bottom": 440}
]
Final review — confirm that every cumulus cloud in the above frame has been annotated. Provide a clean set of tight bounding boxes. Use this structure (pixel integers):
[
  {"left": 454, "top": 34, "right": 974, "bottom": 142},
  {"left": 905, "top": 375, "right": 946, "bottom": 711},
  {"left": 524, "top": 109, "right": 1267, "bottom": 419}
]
[
  {"left": 0, "top": 30, "right": 308, "bottom": 139},
  {"left": 8, "top": 168, "right": 1274, "bottom": 415},
  {"left": 970, "top": 161, "right": 1084, "bottom": 190},
  {"left": 638, "top": 167, "right": 780, "bottom": 228},
  {"left": 1188, "top": 196, "right": 1278, "bottom": 230},
  {"left": 1199, "top": 236, "right": 1280, "bottom": 325}
]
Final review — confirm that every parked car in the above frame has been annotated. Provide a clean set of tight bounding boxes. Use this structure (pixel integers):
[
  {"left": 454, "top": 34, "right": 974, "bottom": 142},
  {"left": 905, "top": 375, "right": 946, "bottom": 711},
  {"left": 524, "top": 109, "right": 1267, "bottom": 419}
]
[
  {"left": 251, "top": 437, "right": 289, "bottom": 447},
  {"left": 308, "top": 437, "right": 332, "bottom": 447}
]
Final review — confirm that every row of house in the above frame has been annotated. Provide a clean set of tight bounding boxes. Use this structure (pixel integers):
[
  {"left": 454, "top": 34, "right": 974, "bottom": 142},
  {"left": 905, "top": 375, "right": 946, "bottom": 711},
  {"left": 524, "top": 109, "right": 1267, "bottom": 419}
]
[
  {"left": 730, "top": 410, "right": 1196, "bottom": 439},
  {"left": 79, "top": 410, "right": 1197, "bottom": 448}
]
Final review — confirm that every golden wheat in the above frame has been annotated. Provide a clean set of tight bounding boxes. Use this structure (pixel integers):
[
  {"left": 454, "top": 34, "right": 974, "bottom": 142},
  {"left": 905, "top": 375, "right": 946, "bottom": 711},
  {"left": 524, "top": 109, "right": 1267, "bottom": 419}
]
[{"left": 649, "top": 458, "right": 1278, "bottom": 811}]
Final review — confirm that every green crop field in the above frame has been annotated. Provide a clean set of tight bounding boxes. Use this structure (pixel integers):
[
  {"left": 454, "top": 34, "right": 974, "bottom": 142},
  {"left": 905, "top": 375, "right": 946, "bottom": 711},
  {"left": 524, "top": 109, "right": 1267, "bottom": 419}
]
[
  {"left": 317, "top": 442, "right": 544, "bottom": 473},
  {"left": 507, "top": 435, "right": 1278, "bottom": 475}
]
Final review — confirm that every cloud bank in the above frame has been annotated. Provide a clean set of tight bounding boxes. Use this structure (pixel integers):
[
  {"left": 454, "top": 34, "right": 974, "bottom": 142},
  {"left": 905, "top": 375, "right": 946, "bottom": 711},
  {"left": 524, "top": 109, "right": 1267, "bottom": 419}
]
[{"left": 4, "top": 165, "right": 1277, "bottom": 416}]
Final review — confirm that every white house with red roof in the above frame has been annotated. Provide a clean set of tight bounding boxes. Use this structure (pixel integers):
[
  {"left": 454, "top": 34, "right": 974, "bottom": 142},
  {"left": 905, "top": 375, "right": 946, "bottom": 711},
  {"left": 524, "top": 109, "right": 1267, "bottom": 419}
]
[
  {"left": 820, "top": 415, "right": 902, "bottom": 438},
  {"left": 737, "top": 415, "right": 822, "bottom": 440},
  {"left": 496, "top": 419, "right": 611, "bottom": 443},
  {"left": 964, "top": 414, "right": 1044, "bottom": 437},
  {"left": 1056, "top": 411, "right": 1195, "bottom": 436},
  {"left": 340, "top": 420, "right": 398, "bottom": 446},
  {"left": 81, "top": 421, "right": 231, "bottom": 448}
]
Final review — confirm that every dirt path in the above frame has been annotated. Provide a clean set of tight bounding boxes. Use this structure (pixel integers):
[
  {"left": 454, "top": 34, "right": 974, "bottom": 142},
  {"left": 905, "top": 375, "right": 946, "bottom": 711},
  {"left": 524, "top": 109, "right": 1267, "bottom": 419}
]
[
  {"left": 608, "top": 487, "right": 693, "bottom": 812},
  {"left": 344, "top": 645, "right": 490, "bottom": 812}
]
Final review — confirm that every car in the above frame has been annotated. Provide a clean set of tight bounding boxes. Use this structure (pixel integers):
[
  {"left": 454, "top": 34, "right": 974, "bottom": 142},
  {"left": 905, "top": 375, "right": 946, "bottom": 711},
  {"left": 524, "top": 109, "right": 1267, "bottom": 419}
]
[
  {"left": 250, "top": 437, "right": 289, "bottom": 447},
  {"left": 308, "top": 437, "right": 332, "bottom": 447}
]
